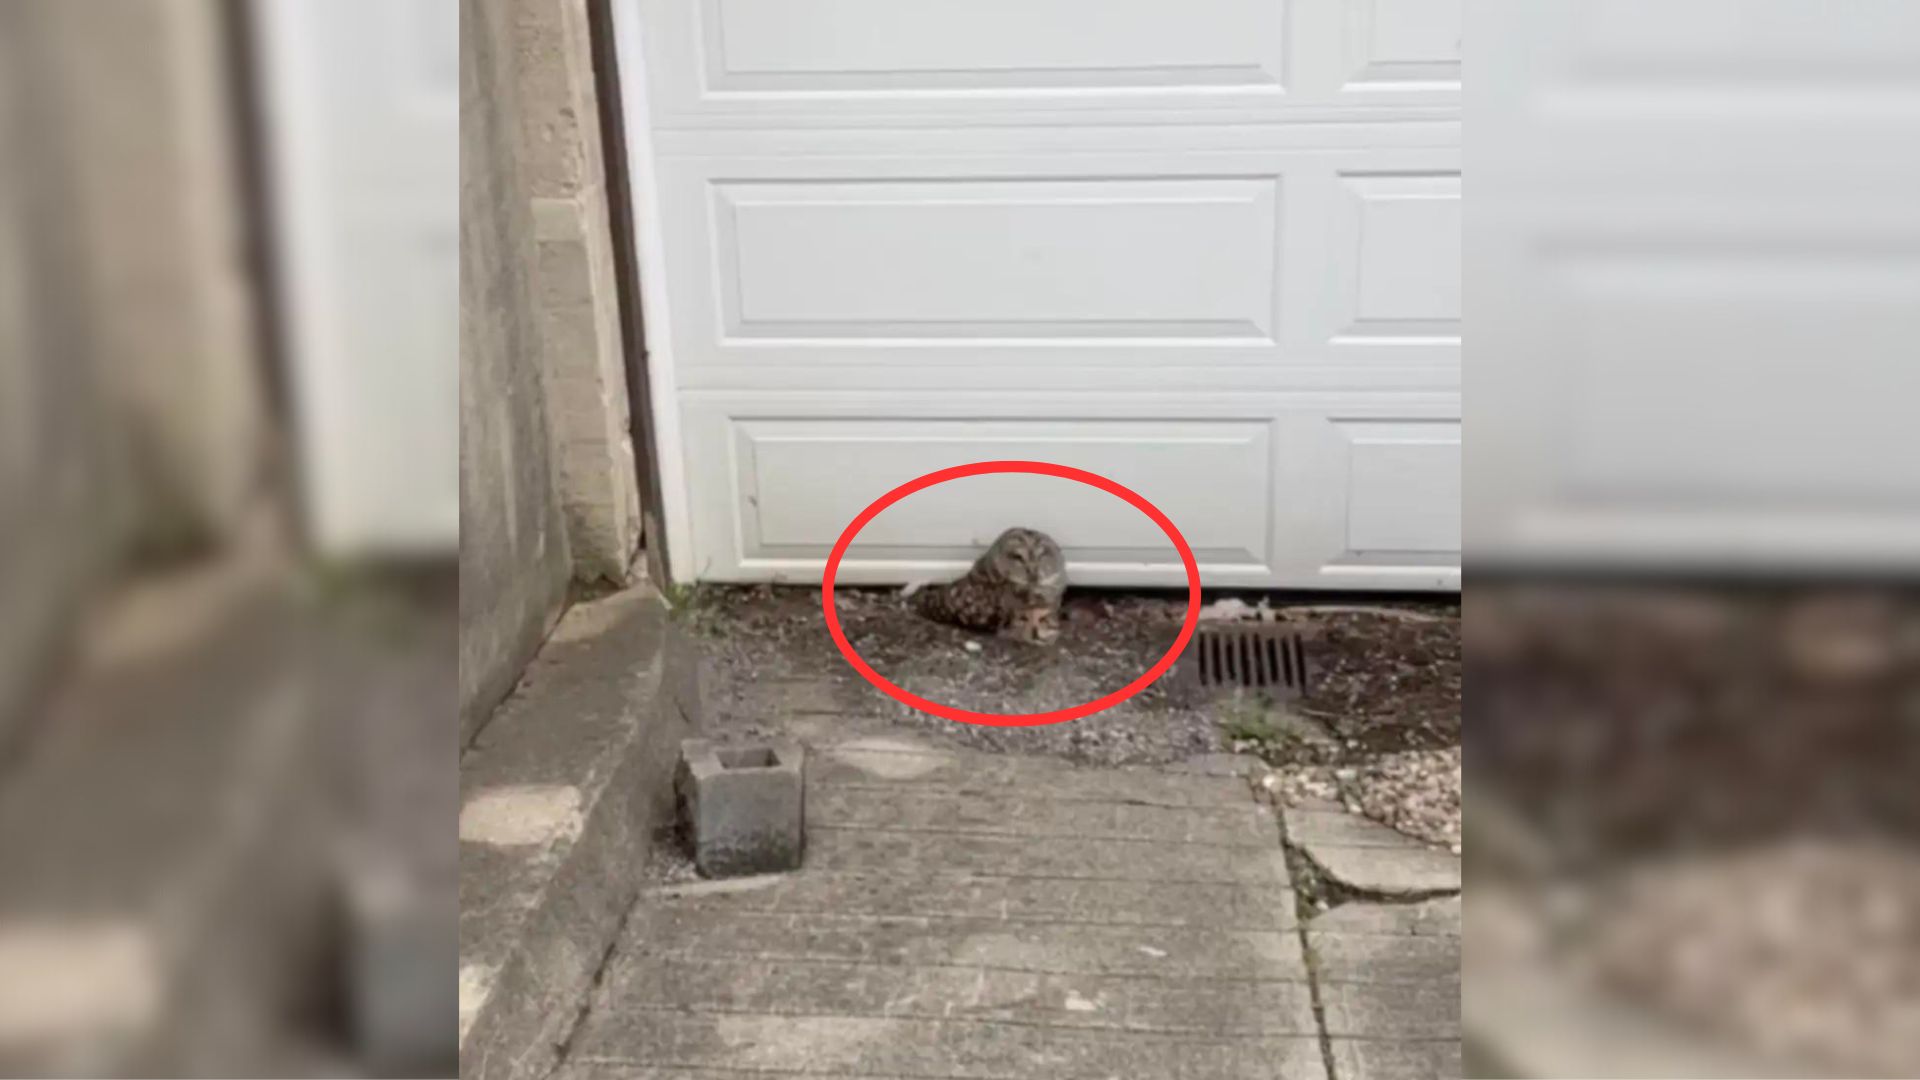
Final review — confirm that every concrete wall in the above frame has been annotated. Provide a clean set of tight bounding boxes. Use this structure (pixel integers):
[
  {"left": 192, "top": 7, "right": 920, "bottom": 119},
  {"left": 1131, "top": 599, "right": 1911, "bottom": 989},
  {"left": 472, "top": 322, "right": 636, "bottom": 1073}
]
[
  {"left": 0, "top": 4, "right": 134, "bottom": 753},
  {"left": 2, "top": 0, "right": 276, "bottom": 753},
  {"left": 460, "top": 0, "right": 575, "bottom": 745},
  {"left": 511, "top": 0, "right": 644, "bottom": 586},
  {"left": 34, "top": 0, "right": 266, "bottom": 557},
  {"left": 4, "top": 0, "right": 635, "bottom": 745}
]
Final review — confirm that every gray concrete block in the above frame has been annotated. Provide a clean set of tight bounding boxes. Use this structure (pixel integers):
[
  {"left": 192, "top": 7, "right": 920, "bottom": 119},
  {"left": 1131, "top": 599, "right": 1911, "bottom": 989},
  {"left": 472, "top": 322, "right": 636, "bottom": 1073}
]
[
  {"left": 677, "top": 739, "right": 805, "bottom": 878},
  {"left": 344, "top": 863, "right": 457, "bottom": 1076}
]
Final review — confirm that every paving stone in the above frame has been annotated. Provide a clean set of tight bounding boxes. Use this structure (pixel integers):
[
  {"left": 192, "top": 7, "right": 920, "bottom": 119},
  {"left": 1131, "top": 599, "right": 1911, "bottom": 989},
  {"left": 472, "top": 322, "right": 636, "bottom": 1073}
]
[
  {"left": 807, "top": 784, "right": 1279, "bottom": 847},
  {"left": 1286, "top": 800, "right": 1460, "bottom": 895},
  {"left": 1290, "top": 805, "right": 1436, "bottom": 850},
  {"left": 592, "top": 954, "right": 1320, "bottom": 1037},
  {"left": 804, "top": 826, "right": 1289, "bottom": 886},
  {"left": 571, "top": 1013, "right": 1327, "bottom": 1080},
  {"left": 1320, "top": 979, "right": 1461, "bottom": 1040},
  {"left": 1329, "top": 1036, "right": 1462, "bottom": 1080},
  {"left": 646, "top": 868, "right": 1296, "bottom": 931},
  {"left": 1308, "top": 931, "right": 1461, "bottom": 987},
  {"left": 814, "top": 740, "right": 1250, "bottom": 807},
  {"left": 625, "top": 906, "right": 1307, "bottom": 982},
  {"left": 562, "top": 747, "right": 1457, "bottom": 1080},
  {"left": 1312, "top": 895, "right": 1460, "bottom": 937},
  {"left": 1309, "top": 899, "right": 1461, "bottom": 1068},
  {"left": 1306, "top": 844, "right": 1461, "bottom": 895},
  {"left": 557, "top": 1071, "right": 870, "bottom": 1080}
]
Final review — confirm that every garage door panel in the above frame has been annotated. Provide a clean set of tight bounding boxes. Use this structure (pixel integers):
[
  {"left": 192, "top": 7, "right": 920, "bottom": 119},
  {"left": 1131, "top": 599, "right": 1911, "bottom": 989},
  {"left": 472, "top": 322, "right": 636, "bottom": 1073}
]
[
  {"left": 677, "top": 397, "right": 1458, "bottom": 588},
  {"left": 715, "top": 178, "right": 1280, "bottom": 342},
  {"left": 1275, "top": 413, "right": 1460, "bottom": 589},
  {"left": 659, "top": 147, "right": 1458, "bottom": 386},
  {"left": 709, "top": 415, "right": 1273, "bottom": 582},
  {"left": 1331, "top": 173, "right": 1461, "bottom": 334},
  {"left": 675, "top": 362, "right": 1458, "bottom": 395},
  {"left": 1511, "top": 240, "right": 1920, "bottom": 507},
  {"left": 1338, "top": 0, "right": 1463, "bottom": 95},
  {"left": 1337, "top": 420, "right": 1461, "bottom": 556},
  {"left": 1316, "top": 171, "right": 1462, "bottom": 367},
  {"left": 634, "top": 0, "right": 1458, "bottom": 126},
  {"left": 650, "top": 119, "right": 1462, "bottom": 159},
  {"left": 702, "top": 0, "right": 1288, "bottom": 93},
  {"left": 1528, "top": 1, "right": 1920, "bottom": 104}
]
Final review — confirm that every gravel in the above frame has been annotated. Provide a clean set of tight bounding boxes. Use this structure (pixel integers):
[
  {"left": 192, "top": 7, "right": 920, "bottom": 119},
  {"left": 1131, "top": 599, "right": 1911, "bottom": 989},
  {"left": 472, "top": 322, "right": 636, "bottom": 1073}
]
[
  {"left": 1341, "top": 746, "right": 1462, "bottom": 851},
  {"left": 1255, "top": 748, "right": 1461, "bottom": 852},
  {"left": 1577, "top": 840, "right": 1920, "bottom": 1078}
]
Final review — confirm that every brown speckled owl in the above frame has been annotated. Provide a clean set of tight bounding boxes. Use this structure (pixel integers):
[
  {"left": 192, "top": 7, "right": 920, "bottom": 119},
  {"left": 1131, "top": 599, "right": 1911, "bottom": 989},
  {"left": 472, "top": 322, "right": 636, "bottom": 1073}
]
[{"left": 910, "top": 527, "right": 1067, "bottom": 643}]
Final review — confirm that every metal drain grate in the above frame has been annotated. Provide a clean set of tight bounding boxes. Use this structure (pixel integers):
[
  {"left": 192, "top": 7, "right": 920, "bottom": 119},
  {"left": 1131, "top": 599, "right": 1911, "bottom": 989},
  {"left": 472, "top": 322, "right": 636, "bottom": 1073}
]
[{"left": 1189, "top": 623, "right": 1310, "bottom": 696}]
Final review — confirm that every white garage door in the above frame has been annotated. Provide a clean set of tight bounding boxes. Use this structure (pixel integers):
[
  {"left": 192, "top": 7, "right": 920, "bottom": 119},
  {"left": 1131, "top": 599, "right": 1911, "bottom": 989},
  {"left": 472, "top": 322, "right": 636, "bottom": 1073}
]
[
  {"left": 612, "top": 0, "right": 1461, "bottom": 589},
  {"left": 256, "top": 0, "right": 460, "bottom": 557},
  {"left": 1469, "top": 0, "right": 1920, "bottom": 574}
]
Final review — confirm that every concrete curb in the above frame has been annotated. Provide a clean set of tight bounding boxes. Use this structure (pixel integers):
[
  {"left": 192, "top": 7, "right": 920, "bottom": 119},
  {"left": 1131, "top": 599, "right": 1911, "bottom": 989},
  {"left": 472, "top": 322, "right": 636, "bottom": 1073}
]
[{"left": 458, "top": 586, "right": 700, "bottom": 1080}]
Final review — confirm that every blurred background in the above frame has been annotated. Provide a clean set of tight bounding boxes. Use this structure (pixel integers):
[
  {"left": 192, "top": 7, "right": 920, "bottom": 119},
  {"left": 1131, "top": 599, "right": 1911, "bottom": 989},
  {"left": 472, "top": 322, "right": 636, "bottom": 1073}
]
[
  {"left": 1, "top": 0, "right": 456, "bottom": 1075},
  {"left": 1465, "top": 1, "right": 1920, "bottom": 1077},
  {"left": 7, "top": 0, "right": 1920, "bottom": 1077}
]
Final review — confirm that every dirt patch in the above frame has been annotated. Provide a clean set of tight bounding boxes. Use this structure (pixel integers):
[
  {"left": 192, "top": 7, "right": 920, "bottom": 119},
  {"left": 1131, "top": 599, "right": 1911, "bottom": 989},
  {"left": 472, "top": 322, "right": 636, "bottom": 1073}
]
[
  {"left": 1299, "top": 607, "right": 1461, "bottom": 756},
  {"left": 679, "top": 586, "right": 1460, "bottom": 843},
  {"left": 1470, "top": 585, "right": 1920, "bottom": 866},
  {"left": 683, "top": 586, "right": 1206, "bottom": 763}
]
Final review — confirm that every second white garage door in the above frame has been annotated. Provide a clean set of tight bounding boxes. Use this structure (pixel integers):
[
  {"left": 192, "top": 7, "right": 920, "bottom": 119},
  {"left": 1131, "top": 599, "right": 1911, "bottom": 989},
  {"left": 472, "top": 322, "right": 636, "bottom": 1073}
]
[{"left": 613, "top": 0, "right": 1462, "bottom": 589}]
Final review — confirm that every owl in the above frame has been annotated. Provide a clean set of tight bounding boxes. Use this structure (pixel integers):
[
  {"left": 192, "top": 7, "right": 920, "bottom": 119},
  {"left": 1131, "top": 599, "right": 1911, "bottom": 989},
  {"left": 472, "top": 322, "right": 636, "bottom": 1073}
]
[{"left": 909, "top": 527, "right": 1067, "bottom": 643}]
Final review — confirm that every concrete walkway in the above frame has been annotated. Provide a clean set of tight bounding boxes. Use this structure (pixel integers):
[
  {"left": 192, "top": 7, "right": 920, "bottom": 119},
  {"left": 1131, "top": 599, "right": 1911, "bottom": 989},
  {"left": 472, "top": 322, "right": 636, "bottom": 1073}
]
[{"left": 552, "top": 737, "right": 1458, "bottom": 1080}]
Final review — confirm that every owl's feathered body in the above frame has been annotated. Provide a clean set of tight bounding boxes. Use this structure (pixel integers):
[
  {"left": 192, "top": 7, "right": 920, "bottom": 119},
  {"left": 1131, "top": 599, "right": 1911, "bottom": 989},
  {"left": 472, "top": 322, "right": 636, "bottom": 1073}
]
[{"left": 911, "top": 527, "right": 1067, "bottom": 643}]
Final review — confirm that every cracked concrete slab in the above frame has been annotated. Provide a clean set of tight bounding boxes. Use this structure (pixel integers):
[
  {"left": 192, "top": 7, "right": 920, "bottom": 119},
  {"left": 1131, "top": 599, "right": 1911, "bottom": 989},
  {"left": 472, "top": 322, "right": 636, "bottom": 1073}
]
[
  {"left": 1329, "top": 1038, "right": 1462, "bottom": 1080},
  {"left": 1308, "top": 896, "right": 1461, "bottom": 1080},
  {"left": 628, "top": 906, "right": 1305, "bottom": 981},
  {"left": 563, "top": 740, "right": 1330, "bottom": 1080},
  {"left": 563, "top": 1013, "right": 1329, "bottom": 1079},
  {"left": 502, "top": 708, "right": 1462, "bottom": 1080},
  {"left": 647, "top": 866, "right": 1296, "bottom": 931},
  {"left": 813, "top": 742, "right": 1252, "bottom": 808},
  {"left": 1288, "top": 799, "right": 1461, "bottom": 895}
]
